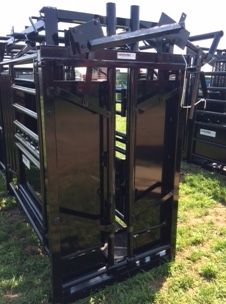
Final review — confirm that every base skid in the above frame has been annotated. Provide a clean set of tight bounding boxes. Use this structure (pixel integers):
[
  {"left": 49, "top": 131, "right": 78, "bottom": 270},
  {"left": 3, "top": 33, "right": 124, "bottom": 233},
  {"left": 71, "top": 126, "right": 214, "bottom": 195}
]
[{"left": 61, "top": 245, "right": 171, "bottom": 303}]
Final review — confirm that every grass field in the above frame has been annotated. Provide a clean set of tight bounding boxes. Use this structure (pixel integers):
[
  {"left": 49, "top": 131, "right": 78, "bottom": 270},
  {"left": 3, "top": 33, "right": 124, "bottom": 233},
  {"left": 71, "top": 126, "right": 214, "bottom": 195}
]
[{"left": 0, "top": 164, "right": 226, "bottom": 304}]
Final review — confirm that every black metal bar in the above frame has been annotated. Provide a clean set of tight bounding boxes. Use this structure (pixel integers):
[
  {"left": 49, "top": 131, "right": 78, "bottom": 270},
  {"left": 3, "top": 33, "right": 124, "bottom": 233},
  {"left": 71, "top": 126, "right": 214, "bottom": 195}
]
[
  {"left": 115, "top": 130, "right": 126, "bottom": 138},
  {"left": 115, "top": 146, "right": 126, "bottom": 154},
  {"left": 15, "top": 78, "right": 34, "bottom": 83},
  {"left": 133, "top": 222, "right": 166, "bottom": 238},
  {"left": 47, "top": 7, "right": 156, "bottom": 29},
  {"left": 106, "top": 67, "right": 116, "bottom": 266},
  {"left": 14, "top": 65, "right": 34, "bottom": 70},
  {"left": 126, "top": 68, "right": 137, "bottom": 257},
  {"left": 10, "top": 183, "right": 44, "bottom": 242},
  {"left": 11, "top": 84, "right": 36, "bottom": 95},
  {"left": 106, "top": 2, "right": 116, "bottom": 36},
  {"left": 161, "top": 87, "right": 181, "bottom": 259},
  {"left": 195, "top": 121, "right": 226, "bottom": 130},
  {"left": 13, "top": 120, "right": 39, "bottom": 142},
  {"left": 189, "top": 31, "right": 224, "bottom": 42},
  {"left": 14, "top": 133, "right": 39, "bottom": 159},
  {"left": 20, "top": 184, "right": 43, "bottom": 225},
  {"left": 209, "top": 32, "right": 224, "bottom": 60},
  {"left": 130, "top": 5, "right": 140, "bottom": 51},
  {"left": 0, "top": 36, "right": 8, "bottom": 40},
  {"left": 42, "top": 7, "right": 59, "bottom": 45},
  {"left": 15, "top": 142, "right": 40, "bottom": 168},
  {"left": 208, "top": 86, "right": 226, "bottom": 91},
  {"left": 34, "top": 58, "right": 48, "bottom": 239},
  {"left": 115, "top": 135, "right": 127, "bottom": 144},
  {"left": 20, "top": 20, "right": 45, "bottom": 39},
  {"left": 89, "top": 23, "right": 183, "bottom": 50},
  {"left": 186, "top": 40, "right": 200, "bottom": 54},
  {"left": 13, "top": 103, "right": 37, "bottom": 119},
  {"left": 193, "top": 138, "right": 226, "bottom": 149},
  {"left": 135, "top": 182, "right": 161, "bottom": 201},
  {"left": 0, "top": 53, "right": 37, "bottom": 65},
  {"left": 7, "top": 20, "right": 45, "bottom": 46},
  {"left": 205, "top": 71, "right": 226, "bottom": 76},
  {"left": 60, "top": 207, "right": 100, "bottom": 220},
  {"left": 189, "top": 49, "right": 203, "bottom": 119},
  {"left": 200, "top": 71, "right": 207, "bottom": 97},
  {"left": 187, "top": 31, "right": 223, "bottom": 65},
  {"left": 196, "top": 109, "right": 226, "bottom": 116},
  {"left": 206, "top": 98, "right": 226, "bottom": 103},
  {"left": 191, "top": 154, "right": 226, "bottom": 168},
  {"left": 40, "top": 61, "right": 62, "bottom": 302}
]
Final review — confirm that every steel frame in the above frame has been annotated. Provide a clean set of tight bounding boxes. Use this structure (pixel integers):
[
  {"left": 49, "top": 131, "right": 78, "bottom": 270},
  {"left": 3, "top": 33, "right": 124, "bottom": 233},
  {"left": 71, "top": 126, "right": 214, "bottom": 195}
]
[
  {"left": 186, "top": 49, "right": 226, "bottom": 174},
  {"left": 181, "top": 32, "right": 224, "bottom": 165},
  {"left": 0, "top": 3, "right": 188, "bottom": 303},
  {"left": 0, "top": 45, "right": 185, "bottom": 303}
]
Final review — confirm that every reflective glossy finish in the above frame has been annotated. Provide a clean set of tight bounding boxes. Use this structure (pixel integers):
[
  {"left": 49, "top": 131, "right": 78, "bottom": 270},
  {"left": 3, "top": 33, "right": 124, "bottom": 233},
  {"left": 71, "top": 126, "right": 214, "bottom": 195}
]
[
  {"left": 186, "top": 50, "right": 226, "bottom": 173},
  {"left": 0, "top": 46, "right": 185, "bottom": 303}
]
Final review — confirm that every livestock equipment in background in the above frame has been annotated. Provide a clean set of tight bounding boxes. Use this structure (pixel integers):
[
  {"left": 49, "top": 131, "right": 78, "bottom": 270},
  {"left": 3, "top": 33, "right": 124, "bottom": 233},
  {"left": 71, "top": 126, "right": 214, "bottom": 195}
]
[
  {"left": 182, "top": 32, "right": 226, "bottom": 174},
  {"left": 0, "top": 3, "right": 189, "bottom": 303}
]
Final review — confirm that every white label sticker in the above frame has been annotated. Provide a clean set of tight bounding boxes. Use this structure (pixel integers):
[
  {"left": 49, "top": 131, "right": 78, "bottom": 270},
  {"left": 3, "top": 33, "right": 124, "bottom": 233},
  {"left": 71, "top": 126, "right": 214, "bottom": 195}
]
[
  {"left": 158, "top": 250, "right": 166, "bottom": 257},
  {"left": 22, "top": 155, "right": 30, "bottom": 170},
  {"left": 200, "top": 128, "right": 216, "bottom": 138},
  {"left": 117, "top": 52, "right": 136, "bottom": 60}
]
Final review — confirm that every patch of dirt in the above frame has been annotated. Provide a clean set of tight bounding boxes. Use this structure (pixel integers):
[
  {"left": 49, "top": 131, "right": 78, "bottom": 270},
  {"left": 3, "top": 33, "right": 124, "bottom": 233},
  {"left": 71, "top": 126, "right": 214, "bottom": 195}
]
[
  {"left": 5, "top": 207, "right": 25, "bottom": 223},
  {"left": 4, "top": 292, "right": 21, "bottom": 300},
  {"left": 205, "top": 206, "right": 226, "bottom": 228},
  {"left": 24, "top": 245, "right": 42, "bottom": 255},
  {"left": 149, "top": 275, "right": 167, "bottom": 292}
]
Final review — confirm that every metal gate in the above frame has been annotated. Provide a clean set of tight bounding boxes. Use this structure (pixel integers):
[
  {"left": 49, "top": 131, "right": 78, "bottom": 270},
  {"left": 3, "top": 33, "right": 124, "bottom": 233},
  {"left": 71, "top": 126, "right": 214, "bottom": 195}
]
[{"left": 0, "top": 3, "right": 190, "bottom": 302}]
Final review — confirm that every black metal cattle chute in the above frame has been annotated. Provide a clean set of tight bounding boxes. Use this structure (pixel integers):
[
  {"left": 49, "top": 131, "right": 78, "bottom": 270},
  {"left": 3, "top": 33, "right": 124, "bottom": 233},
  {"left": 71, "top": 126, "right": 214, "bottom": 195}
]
[
  {"left": 0, "top": 3, "right": 189, "bottom": 303},
  {"left": 181, "top": 32, "right": 226, "bottom": 174}
]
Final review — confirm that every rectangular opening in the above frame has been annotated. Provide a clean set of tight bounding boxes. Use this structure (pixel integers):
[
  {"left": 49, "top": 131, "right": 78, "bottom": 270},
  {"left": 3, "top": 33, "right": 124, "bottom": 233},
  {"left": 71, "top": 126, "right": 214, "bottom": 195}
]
[{"left": 115, "top": 68, "right": 128, "bottom": 224}]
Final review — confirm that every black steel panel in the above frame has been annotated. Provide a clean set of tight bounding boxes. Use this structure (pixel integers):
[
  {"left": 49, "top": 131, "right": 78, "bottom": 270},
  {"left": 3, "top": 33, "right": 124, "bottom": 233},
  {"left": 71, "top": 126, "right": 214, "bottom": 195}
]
[
  {"left": 186, "top": 49, "right": 226, "bottom": 170},
  {"left": 55, "top": 84, "right": 103, "bottom": 254},
  {"left": 0, "top": 88, "right": 5, "bottom": 169},
  {"left": 135, "top": 97, "right": 165, "bottom": 191},
  {"left": 133, "top": 81, "right": 166, "bottom": 250},
  {"left": 195, "top": 141, "right": 226, "bottom": 163},
  {"left": 195, "top": 125, "right": 226, "bottom": 146},
  {"left": 0, "top": 74, "right": 16, "bottom": 182}
]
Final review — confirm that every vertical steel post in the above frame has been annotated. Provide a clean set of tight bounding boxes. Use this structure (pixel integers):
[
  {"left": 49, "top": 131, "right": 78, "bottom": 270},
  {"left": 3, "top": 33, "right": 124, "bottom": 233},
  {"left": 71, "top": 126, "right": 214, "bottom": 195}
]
[
  {"left": 161, "top": 77, "right": 181, "bottom": 259},
  {"left": 106, "top": 2, "right": 116, "bottom": 36},
  {"left": 107, "top": 67, "right": 116, "bottom": 266},
  {"left": 126, "top": 68, "right": 137, "bottom": 257},
  {"left": 130, "top": 5, "right": 140, "bottom": 51},
  {"left": 41, "top": 7, "right": 58, "bottom": 45},
  {"left": 106, "top": 2, "right": 116, "bottom": 265},
  {"left": 39, "top": 60, "right": 62, "bottom": 302}
]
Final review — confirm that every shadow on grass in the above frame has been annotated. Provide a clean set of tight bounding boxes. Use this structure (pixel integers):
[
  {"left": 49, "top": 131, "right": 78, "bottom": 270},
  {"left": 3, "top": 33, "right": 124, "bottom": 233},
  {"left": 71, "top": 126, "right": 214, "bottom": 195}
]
[
  {"left": 0, "top": 206, "right": 50, "bottom": 304},
  {"left": 0, "top": 176, "right": 50, "bottom": 304},
  {"left": 0, "top": 201, "right": 171, "bottom": 304},
  {"left": 0, "top": 174, "right": 171, "bottom": 304},
  {"left": 77, "top": 262, "right": 171, "bottom": 304}
]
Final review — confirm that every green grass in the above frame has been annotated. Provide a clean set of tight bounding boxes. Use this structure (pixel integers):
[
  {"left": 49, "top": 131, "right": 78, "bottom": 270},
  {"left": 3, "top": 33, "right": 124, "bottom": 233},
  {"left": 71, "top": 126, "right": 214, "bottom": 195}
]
[
  {"left": 0, "top": 178, "right": 50, "bottom": 304},
  {"left": 0, "top": 164, "right": 226, "bottom": 303}
]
